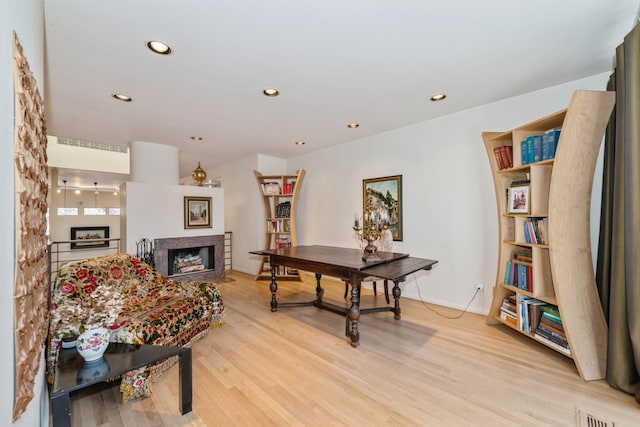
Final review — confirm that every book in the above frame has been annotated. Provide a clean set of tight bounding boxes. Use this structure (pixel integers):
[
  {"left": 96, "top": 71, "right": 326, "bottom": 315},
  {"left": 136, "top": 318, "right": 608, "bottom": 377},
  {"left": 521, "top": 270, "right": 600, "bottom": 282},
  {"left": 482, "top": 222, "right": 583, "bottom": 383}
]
[
  {"left": 494, "top": 146, "right": 507, "bottom": 170},
  {"left": 513, "top": 249, "right": 532, "bottom": 262},
  {"left": 532, "top": 135, "right": 542, "bottom": 163},
  {"left": 536, "top": 325, "right": 568, "bottom": 347},
  {"left": 536, "top": 218, "right": 549, "bottom": 245},
  {"left": 540, "top": 305, "right": 562, "bottom": 324},
  {"left": 539, "top": 316, "right": 565, "bottom": 336},
  {"left": 524, "top": 221, "right": 532, "bottom": 243},
  {"left": 501, "top": 295, "right": 517, "bottom": 315},
  {"left": 504, "top": 260, "right": 512, "bottom": 285},
  {"left": 503, "top": 145, "right": 513, "bottom": 168},
  {"left": 500, "top": 310, "right": 517, "bottom": 327},
  {"left": 521, "top": 139, "right": 529, "bottom": 165},
  {"left": 541, "top": 132, "right": 550, "bottom": 160},
  {"left": 546, "top": 128, "right": 561, "bottom": 159},
  {"left": 527, "top": 136, "right": 534, "bottom": 164},
  {"left": 527, "top": 300, "right": 547, "bottom": 332},
  {"left": 534, "top": 332, "right": 571, "bottom": 355}
]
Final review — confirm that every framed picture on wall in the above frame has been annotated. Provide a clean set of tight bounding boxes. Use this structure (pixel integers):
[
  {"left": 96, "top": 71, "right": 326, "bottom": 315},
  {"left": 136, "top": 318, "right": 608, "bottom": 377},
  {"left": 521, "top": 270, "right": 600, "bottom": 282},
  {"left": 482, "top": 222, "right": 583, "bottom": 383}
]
[
  {"left": 184, "top": 196, "right": 212, "bottom": 229},
  {"left": 70, "top": 226, "right": 110, "bottom": 249},
  {"left": 363, "top": 175, "right": 403, "bottom": 241}
]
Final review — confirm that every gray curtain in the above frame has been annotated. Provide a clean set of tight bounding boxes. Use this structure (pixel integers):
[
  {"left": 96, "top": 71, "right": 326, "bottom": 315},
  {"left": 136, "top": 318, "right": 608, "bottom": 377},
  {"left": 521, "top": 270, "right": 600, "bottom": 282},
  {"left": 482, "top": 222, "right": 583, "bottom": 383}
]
[{"left": 596, "top": 23, "right": 640, "bottom": 401}]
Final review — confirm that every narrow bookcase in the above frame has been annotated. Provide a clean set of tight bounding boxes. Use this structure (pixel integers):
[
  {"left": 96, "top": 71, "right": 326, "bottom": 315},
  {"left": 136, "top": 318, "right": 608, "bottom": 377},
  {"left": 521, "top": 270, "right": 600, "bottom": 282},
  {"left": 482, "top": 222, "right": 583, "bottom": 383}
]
[
  {"left": 483, "top": 90, "right": 615, "bottom": 381},
  {"left": 253, "top": 169, "right": 305, "bottom": 281}
]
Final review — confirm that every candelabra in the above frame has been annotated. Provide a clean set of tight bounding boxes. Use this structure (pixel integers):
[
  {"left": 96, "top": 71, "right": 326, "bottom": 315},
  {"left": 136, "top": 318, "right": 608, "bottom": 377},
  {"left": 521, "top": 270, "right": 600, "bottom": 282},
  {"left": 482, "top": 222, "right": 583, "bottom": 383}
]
[{"left": 353, "top": 201, "right": 385, "bottom": 262}]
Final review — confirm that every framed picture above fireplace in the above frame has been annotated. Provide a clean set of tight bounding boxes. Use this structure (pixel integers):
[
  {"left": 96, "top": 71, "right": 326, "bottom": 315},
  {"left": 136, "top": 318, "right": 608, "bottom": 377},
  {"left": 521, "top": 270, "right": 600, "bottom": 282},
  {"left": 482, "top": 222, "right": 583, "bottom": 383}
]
[{"left": 184, "top": 196, "right": 212, "bottom": 229}]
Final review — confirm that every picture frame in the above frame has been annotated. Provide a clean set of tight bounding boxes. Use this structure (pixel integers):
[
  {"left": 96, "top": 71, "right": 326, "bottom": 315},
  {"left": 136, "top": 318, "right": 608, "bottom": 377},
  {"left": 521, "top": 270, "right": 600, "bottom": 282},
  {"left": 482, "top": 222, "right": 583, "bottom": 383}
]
[
  {"left": 263, "top": 182, "right": 281, "bottom": 195},
  {"left": 70, "top": 226, "right": 110, "bottom": 249},
  {"left": 184, "top": 196, "right": 212, "bottom": 229},
  {"left": 508, "top": 185, "right": 530, "bottom": 214},
  {"left": 363, "top": 175, "right": 403, "bottom": 241}
]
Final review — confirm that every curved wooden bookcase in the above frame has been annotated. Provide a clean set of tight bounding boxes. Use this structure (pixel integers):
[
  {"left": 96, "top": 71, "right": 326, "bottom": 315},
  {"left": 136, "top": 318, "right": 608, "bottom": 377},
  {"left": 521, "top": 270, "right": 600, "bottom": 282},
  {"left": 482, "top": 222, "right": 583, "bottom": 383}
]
[
  {"left": 253, "top": 169, "right": 305, "bottom": 281},
  {"left": 483, "top": 90, "right": 615, "bottom": 381}
]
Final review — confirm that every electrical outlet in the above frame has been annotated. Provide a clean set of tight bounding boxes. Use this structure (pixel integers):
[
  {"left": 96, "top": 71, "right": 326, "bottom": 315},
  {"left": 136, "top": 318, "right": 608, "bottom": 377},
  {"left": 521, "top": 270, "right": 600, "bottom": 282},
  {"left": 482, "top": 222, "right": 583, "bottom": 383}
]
[{"left": 475, "top": 284, "right": 484, "bottom": 291}]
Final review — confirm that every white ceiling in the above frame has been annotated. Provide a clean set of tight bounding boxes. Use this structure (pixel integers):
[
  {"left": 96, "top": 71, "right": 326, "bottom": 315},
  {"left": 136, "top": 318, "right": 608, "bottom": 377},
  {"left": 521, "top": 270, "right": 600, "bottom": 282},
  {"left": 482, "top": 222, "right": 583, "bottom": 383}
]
[{"left": 43, "top": 1, "right": 639, "bottom": 186}]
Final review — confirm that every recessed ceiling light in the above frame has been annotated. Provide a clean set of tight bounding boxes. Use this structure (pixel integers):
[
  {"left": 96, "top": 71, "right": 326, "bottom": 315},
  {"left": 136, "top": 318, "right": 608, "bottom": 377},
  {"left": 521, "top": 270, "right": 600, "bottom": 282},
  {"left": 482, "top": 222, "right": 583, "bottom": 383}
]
[
  {"left": 263, "top": 88, "right": 279, "bottom": 97},
  {"left": 190, "top": 136, "right": 203, "bottom": 141},
  {"left": 430, "top": 93, "right": 447, "bottom": 101},
  {"left": 295, "top": 141, "right": 306, "bottom": 146},
  {"left": 347, "top": 123, "right": 359, "bottom": 129},
  {"left": 146, "top": 40, "right": 172, "bottom": 55},
  {"left": 112, "top": 93, "right": 132, "bottom": 102}
]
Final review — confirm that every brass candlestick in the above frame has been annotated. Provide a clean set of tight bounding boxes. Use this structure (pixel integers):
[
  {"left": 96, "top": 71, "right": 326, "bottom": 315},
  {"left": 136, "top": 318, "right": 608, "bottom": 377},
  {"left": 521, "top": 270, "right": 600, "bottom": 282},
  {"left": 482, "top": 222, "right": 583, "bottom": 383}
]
[{"left": 353, "top": 201, "right": 385, "bottom": 262}]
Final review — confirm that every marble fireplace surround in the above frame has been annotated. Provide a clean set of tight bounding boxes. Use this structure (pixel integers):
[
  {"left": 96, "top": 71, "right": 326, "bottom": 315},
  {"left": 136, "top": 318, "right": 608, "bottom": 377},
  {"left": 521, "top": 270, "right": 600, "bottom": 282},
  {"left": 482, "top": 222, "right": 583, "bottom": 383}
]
[{"left": 154, "top": 234, "right": 224, "bottom": 282}]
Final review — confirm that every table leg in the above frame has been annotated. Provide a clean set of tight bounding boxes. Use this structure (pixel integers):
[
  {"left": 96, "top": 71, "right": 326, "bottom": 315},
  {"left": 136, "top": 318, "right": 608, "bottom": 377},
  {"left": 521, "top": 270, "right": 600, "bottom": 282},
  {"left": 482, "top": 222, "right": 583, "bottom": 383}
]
[
  {"left": 51, "top": 392, "right": 71, "bottom": 427},
  {"left": 179, "top": 347, "right": 193, "bottom": 415},
  {"left": 348, "top": 273, "right": 361, "bottom": 347},
  {"left": 270, "top": 262, "right": 278, "bottom": 312},
  {"left": 392, "top": 280, "right": 402, "bottom": 320},
  {"left": 315, "top": 273, "right": 324, "bottom": 300}
]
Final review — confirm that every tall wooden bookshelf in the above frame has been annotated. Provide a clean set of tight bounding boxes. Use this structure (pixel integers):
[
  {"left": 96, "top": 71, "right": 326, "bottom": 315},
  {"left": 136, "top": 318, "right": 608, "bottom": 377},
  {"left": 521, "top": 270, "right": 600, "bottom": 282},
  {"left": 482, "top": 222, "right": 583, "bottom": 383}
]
[
  {"left": 483, "top": 90, "right": 615, "bottom": 381},
  {"left": 253, "top": 169, "right": 305, "bottom": 281}
]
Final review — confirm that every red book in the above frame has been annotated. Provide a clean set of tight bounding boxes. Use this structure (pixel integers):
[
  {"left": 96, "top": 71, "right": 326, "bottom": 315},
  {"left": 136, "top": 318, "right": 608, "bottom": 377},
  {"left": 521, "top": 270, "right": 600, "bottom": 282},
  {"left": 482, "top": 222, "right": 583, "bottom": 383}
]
[
  {"left": 502, "top": 145, "right": 513, "bottom": 168},
  {"left": 494, "top": 146, "right": 506, "bottom": 170}
]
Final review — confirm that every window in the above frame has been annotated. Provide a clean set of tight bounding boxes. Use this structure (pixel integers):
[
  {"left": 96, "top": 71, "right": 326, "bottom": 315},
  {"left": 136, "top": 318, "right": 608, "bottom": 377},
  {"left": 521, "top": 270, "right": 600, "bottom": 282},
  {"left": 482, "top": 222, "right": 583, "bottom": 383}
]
[
  {"left": 57, "top": 207, "right": 78, "bottom": 216},
  {"left": 108, "top": 208, "right": 120, "bottom": 216},
  {"left": 83, "top": 207, "right": 106, "bottom": 216}
]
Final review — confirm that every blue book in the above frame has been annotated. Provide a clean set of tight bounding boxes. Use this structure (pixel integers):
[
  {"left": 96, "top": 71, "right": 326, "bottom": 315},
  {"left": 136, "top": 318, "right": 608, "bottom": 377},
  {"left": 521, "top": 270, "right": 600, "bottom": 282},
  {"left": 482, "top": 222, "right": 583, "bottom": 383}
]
[
  {"left": 533, "top": 135, "right": 542, "bottom": 163},
  {"left": 541, "top": 133, "right": 550, "bottom": 160},
  {"left": 518, "top": 264, "right": 527, "bottom": 290},
  {"left": 521, "top": 139, "right": 529, "bottom": 165},
  {"left": 527, "top": 136, "right": 534, "bottom": 164},
  {"left": 546, "top": 128, "right": 561, "bottom": 158},
  {"left": 524, "top": 221, "right": 531, "bottom": 243}
]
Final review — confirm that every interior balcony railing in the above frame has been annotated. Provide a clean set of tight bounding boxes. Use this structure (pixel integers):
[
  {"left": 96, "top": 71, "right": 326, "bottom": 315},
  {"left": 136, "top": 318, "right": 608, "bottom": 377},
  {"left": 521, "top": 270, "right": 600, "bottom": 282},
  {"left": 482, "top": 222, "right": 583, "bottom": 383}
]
[{"left": 48, "top": 238, "right": 121, "bottom": 286}]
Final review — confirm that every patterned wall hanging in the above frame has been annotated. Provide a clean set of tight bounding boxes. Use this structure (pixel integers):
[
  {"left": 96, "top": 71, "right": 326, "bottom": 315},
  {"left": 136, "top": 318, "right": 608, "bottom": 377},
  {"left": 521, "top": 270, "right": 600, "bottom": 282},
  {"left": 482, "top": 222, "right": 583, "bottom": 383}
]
[{"left": 12, "top": 31, "right": 50, "bottom": 421}]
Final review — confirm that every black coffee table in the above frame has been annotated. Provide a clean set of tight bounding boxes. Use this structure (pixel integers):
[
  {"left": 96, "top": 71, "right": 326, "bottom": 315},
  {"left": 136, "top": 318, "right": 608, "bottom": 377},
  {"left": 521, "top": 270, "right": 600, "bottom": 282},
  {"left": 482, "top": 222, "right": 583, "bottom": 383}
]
[{"left": 50, "top": 343, "right": 192, "bottom": 427}]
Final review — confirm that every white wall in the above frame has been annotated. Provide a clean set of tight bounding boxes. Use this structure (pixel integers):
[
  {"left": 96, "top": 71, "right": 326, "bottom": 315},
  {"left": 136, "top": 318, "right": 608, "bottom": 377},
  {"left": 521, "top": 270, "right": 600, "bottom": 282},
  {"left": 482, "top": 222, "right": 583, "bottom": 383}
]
[
  {"left": 122, "top": 181, "right": 225, "bottom": 254},
  {"left": 219, "top": 73, "right": 611, "bottom": 315},
  {"left": 1, "top": 1, "right": 48, "bottom": 425},
  {"left": 47, "top": 135, "right": 130, "bottom": 175}
]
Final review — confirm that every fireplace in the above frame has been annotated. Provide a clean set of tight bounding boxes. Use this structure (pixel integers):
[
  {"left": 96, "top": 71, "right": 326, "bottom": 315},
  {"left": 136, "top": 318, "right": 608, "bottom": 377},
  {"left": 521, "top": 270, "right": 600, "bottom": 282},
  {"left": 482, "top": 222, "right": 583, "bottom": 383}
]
[
  {"left": 154, "top": 235, "right": 224, "bottom": 282},
  {"left": 168, "top": 245, "right": 214, "bottom": 276}
]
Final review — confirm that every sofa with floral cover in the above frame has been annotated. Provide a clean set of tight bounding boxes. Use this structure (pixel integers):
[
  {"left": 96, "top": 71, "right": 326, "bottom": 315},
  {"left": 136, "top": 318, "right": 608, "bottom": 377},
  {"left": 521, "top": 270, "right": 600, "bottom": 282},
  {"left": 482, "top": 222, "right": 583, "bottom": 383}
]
[{"left": 47, "top": 253, "right": 226, "bottom": 402}]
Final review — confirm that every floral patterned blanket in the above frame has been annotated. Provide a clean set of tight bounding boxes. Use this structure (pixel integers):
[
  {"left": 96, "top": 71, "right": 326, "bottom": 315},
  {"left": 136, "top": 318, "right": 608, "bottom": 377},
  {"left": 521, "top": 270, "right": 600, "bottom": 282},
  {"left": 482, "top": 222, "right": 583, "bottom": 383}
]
[{"left": 47, "top": 253, "right": 226, "bottom": 402}]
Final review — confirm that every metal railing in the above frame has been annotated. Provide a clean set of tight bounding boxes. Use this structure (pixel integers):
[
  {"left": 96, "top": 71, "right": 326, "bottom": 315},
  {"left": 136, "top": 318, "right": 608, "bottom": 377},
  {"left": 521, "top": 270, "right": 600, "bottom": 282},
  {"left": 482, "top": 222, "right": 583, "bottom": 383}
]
[{"left": 48, "top": 238, "right": 121, "bottom": 286}]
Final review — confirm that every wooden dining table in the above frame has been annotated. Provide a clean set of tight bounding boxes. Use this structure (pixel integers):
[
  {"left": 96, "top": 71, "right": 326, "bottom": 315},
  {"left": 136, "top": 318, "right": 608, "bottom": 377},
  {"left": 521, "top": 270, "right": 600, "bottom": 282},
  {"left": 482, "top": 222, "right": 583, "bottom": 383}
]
[{"left": 250, "top": 245, "right": 438, "bottom": 347}]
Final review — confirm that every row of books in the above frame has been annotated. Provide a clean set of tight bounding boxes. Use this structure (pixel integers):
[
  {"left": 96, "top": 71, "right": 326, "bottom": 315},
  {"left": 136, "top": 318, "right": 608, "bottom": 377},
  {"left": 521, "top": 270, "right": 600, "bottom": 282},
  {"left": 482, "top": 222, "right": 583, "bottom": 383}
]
[
  {"left": 504, "top": 249, "right": 533, "bottom": 291},
  {"left": 499, "top": 295, "right": 570, "bottom": 355},
  {"left": 534, "top": 305, "right": 570, "bottom": 354},
  {"left": 523, "top": 217, "right": 548, "bottom": 245},
  {"left": 500, "top": 294, "right": 571, "bottom": 355},
  {"left": 521, "top": 128, "right": 561, "bottom": 165},
  {"left": 261, "top": 262, "right": 298, "bottom": 276},
  {"left": 275, "top": 237, "right": 291, "bottom": 248},
  {"left": 493, "top": 145, "right": 514, "bottom": 170},
  {"left": 275, "top": 201, "right": 291, "bottom": 218},
  {"left": 267, "top": 219, "right": 290, "bottom": 233},
  {"left": 262, "top": 181, "right": 296, "bottom": 195},
  {"left": 499, "top": 294, "right": 517, "bottom": 327}
]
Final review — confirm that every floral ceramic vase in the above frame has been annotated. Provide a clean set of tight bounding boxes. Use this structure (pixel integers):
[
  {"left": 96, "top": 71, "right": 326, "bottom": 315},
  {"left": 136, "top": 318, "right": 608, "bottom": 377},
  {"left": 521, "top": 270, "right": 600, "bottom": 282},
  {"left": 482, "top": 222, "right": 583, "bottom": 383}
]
[{"left": 76, "top": 326, "right": 110, "bottom": 362}]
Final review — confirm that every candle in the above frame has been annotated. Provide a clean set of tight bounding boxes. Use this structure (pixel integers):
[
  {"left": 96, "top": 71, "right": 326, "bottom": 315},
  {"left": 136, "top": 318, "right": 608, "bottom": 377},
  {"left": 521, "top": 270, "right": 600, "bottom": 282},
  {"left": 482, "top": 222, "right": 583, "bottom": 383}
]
[{"left": 354, "top": 212, "right": 359, "bottom": 228}]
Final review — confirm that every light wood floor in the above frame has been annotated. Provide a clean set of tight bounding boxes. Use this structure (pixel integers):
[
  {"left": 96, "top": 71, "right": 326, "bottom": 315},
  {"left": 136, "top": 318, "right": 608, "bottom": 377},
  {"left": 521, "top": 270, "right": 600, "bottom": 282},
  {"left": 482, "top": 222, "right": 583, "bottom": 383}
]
[{"left": 65, "top": 271, "right": 640, "bottom": 426}]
